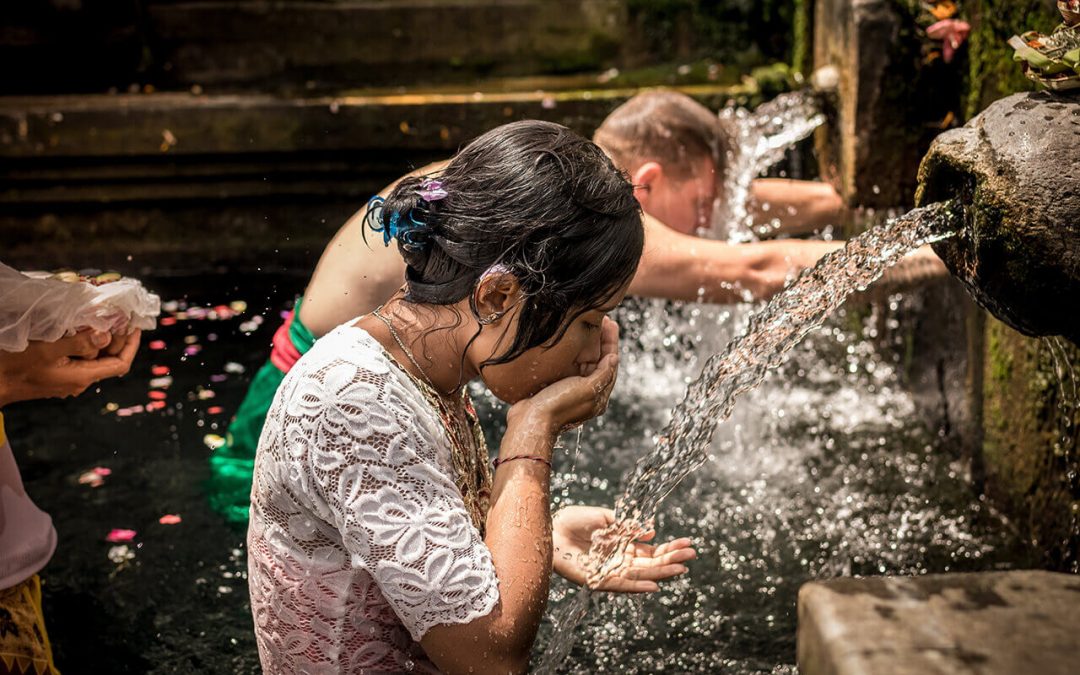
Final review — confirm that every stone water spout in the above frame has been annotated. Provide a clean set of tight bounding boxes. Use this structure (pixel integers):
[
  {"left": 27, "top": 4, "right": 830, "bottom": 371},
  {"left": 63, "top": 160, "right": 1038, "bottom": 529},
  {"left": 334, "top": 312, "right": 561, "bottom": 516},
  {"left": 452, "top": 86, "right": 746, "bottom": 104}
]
[{"left": 916, "top": 91, "right": 1080, "bottom": 345}]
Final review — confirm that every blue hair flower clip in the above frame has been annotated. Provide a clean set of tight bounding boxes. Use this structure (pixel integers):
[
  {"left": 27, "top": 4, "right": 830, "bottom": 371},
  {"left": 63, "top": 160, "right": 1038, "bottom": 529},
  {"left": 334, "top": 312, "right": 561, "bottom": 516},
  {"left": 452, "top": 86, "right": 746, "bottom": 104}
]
[
  {"left": 364, "top": 196, "right": 392, "bottom": 247},
  {"left": 364, "top": 195, "right": 431, "bottom": 251}
]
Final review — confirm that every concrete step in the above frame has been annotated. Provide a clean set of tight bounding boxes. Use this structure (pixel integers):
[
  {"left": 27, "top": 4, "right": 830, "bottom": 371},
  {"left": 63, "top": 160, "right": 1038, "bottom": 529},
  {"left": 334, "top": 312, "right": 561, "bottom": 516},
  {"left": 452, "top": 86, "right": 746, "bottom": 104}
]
[
  {"left": 0, "top": 78, "right": 751, "bottom": 269},
  {"left": 797, "top": 570, "right": 1080, "bottom": 675},
  {"left": 0, "top": 0, "right": 627, "bottom": 94}
]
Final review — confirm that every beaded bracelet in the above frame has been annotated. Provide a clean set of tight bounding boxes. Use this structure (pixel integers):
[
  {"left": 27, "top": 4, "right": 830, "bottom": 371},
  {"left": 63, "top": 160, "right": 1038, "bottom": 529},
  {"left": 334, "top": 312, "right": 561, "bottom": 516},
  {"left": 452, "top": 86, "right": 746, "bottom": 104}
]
[{"left": 492, "top": 455, "right": 552, "bottom": 471}]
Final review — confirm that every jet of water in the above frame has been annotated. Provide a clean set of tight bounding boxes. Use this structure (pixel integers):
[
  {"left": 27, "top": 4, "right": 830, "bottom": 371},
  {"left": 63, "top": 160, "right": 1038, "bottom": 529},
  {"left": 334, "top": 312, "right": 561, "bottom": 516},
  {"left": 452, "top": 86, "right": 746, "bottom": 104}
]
[
  {"left": 712, "top": 90, "right": 827, "bottom": 243},
  {"left": 536, "top": 201, "right": 960, "bottom": 673}
]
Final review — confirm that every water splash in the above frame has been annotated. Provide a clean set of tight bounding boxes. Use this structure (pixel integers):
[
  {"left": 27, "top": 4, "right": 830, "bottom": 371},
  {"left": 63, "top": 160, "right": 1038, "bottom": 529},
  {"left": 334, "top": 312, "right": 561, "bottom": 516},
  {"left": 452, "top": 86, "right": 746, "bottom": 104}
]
[
  {"left": 712, "top": 91, "right": 827, "bottom": 242},
  {"left": 536, "top": 201, "right": 960, "bottom": 673}
]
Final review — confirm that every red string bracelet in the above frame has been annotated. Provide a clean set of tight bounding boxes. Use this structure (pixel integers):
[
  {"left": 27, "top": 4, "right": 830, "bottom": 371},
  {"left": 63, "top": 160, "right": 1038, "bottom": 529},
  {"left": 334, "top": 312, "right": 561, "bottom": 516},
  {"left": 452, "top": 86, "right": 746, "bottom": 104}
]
[{"left": 492, "top": 455, "right": 552, "bottom": 471}]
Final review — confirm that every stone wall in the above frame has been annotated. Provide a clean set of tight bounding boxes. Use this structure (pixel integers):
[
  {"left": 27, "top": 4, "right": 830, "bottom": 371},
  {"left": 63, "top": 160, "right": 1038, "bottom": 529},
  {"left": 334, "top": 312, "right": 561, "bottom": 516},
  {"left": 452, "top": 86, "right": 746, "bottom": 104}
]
[
  {"left": 0, "top": 1, "right": 799, "bottom": 95},
  {"left": 0, "top": 0, "right": 629, "bottom": 94},
  {"left": 810, "top": 0, "right": 1080, "bottom": 571},
  {"left": 982, "top": 322, "right": 1080, "bottom": 571},
  {"left": 0, "top": 1, "right": 786, "bottom": 272},
  {"left": 0, "top": 84, "right": 748, "bottom": 271},
  {"left": 963, "top": 0, "right": 1080, "bottom": 572}
]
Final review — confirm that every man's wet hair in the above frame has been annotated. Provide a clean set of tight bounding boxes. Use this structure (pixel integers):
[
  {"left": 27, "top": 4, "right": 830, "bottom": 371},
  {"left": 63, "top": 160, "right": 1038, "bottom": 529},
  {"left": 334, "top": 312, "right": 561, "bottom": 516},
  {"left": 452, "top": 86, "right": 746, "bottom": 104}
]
[{"left": 593, "top": 89, "right": 731, "bottom": 182}]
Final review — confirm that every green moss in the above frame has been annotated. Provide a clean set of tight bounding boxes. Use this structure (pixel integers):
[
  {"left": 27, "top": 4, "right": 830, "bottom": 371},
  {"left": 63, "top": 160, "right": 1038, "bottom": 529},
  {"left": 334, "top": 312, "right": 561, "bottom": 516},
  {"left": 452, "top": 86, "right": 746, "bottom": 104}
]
[
  {"left": 965, "top": 0, "right": 1061, "bottom": 118},
  {"left": 791, "top": 0, "right": 812, "bottom": 75},
  {"left": 750, "top": 62, "right": 798, "bottom": 99},
  {"left": 987, "top": 322, "right": 1013, "bottom": 382},
  {"left": 982, "top": 315, "right": 1080, "bottom": 571}
]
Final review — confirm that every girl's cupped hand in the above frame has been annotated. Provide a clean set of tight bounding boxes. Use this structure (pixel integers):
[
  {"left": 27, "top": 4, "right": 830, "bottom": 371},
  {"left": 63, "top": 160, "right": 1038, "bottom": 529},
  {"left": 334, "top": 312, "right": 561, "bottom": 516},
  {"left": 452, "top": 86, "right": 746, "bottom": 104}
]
[
  {"left": 552, "top": 505, "right": 696, "bottom": 593},
  {"left": 507, "top": 317, "right": 620, "bottom": 435}
]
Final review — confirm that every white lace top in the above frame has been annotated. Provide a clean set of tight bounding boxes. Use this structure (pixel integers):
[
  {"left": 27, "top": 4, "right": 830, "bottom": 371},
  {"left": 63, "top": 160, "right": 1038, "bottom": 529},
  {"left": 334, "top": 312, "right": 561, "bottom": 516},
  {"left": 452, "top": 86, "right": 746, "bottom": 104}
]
[{"left": 247, "top": 324, "right": 500, "bottom": 674}]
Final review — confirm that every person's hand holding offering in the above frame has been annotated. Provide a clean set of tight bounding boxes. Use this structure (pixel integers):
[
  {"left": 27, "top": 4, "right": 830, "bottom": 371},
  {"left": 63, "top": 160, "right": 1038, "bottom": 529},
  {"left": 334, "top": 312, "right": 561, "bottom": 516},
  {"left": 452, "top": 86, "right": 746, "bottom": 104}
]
[
  {"left": 0, "top": 328, "right": 141, "bottom": 407},
  {"left": 552, "top": 505, "right": 696, "bottom": 592}
]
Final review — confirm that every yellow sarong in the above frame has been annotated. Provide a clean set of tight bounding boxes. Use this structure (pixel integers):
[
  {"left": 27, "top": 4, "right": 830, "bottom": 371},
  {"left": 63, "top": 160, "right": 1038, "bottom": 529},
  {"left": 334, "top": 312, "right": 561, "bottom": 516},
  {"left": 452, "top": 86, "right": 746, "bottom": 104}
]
[{"left": 0, "top": 575, "right": 60, "bottom": 675}]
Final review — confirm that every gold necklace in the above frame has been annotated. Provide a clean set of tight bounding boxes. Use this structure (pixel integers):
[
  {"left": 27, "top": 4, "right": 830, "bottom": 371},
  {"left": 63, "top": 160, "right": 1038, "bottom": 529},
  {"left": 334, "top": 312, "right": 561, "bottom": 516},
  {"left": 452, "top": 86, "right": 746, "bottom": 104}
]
[
  {"left": 369, "top": 305, "right": 492, "bottom": 534},
  {"left": 371, "top": 305, "right": 442, "bottom": 393}
]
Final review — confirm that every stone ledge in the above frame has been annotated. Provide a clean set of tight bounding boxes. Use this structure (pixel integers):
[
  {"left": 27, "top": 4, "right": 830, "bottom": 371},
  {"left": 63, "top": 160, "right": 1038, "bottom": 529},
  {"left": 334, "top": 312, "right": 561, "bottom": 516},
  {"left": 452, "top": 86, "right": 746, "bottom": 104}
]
[
  {"left": 0, "top": 81, "right": 747, "bottom": 269},
  {"left": 797, "top": 570, "right": 1080, "bottom": 675},
  {"left": 0, "top": 83, "right": 745, "bottom": 210},
  {"left": 0, "top": 0, "right": 628, "bottom": 93},
  {"left": 0, "top": 83, "right": 743, "bottom": 160}
]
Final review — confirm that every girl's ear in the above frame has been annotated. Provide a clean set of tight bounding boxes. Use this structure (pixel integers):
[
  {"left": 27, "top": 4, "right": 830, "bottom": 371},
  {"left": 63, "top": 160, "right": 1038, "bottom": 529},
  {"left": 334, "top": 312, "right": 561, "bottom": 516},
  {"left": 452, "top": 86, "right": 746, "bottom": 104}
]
[
  {"left": 474, "top": 271, "right": 522, "bottom": 324},
  {"left": 631, "top": 161, "right": 663, "bottom": 207}
]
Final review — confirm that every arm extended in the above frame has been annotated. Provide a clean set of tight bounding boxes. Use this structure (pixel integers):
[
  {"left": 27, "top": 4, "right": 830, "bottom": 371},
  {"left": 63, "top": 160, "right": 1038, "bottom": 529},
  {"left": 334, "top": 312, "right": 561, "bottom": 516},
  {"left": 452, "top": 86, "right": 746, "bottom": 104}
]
[
  {"left": 630, "top": 213, "right": 842, "bottom": 303},
  {"left": 749, "top": 178, "right": 846, "bottom": 238}
]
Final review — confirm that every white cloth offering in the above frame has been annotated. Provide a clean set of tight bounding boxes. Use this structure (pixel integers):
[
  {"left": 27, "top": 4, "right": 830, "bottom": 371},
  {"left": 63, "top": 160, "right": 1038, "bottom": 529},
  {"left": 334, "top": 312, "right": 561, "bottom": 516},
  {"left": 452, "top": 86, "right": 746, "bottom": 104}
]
[{"left": 0, "top": 263, "right": 160, "bottom": 352}]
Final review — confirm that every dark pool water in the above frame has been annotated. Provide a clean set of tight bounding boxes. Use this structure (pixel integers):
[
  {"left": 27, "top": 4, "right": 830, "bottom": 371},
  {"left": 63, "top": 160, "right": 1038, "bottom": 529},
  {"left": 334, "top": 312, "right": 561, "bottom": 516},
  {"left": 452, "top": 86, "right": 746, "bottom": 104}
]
[
  {"left": 7, "top": 272, "right": 1037, "bottom": 674},
  {"left": 7, "top": 270, "right": 307, "bottom": 674}
]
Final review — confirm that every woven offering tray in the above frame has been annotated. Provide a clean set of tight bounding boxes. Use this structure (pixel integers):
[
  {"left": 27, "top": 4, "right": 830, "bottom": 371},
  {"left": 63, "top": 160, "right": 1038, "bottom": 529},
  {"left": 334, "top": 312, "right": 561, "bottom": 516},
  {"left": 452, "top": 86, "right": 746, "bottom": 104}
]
[{"left": 1009, "top": 16, "right": 1080, "bottom": 91}]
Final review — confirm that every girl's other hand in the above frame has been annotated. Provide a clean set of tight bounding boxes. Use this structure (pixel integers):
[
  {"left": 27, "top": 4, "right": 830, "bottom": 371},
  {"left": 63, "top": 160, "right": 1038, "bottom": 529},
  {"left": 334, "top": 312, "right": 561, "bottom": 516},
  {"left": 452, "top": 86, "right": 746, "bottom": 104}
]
[
  {"left": 507, "top": 318, "right": 620, "bottom": 436},
  {"left": 552, "top": 505, "right": 696, "bottom": 593}
]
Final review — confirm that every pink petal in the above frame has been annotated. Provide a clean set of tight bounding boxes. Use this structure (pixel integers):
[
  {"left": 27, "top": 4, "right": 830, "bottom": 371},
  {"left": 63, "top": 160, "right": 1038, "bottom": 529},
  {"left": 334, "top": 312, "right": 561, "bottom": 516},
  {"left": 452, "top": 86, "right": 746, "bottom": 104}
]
[
  {"left": 78, "top": 471, "right": 103, "bottom": 486},
  {"left": 159, "top": 514, "right": 182, "bottom": 525},
  {"left": 106, "top": 528, "right": 137, "bottom": 543}
]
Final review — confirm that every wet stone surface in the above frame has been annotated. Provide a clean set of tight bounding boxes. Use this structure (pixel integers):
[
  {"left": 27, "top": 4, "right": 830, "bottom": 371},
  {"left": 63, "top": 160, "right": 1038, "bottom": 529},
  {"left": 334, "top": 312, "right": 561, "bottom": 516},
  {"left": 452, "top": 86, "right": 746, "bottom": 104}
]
[
  {"left": 917, "top": 91, "right": 1080, "bottom": 345},
  {"left": 798, "top": 570, "right": 1080, "bottom": 675}
]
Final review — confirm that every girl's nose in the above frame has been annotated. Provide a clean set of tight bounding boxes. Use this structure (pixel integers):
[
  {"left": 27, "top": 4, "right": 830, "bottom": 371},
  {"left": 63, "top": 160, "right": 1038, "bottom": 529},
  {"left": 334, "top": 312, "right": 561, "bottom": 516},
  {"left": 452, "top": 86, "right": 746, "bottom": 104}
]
[{"left": 582, "top": 334, "right": 603, "bottom": 365}]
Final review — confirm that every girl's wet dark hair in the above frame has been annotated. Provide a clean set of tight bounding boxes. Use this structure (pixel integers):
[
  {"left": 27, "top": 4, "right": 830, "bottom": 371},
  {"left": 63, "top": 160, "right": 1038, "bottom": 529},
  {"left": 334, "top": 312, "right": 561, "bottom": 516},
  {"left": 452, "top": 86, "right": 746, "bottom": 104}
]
[{"left": 366, "top": 119, "right": 643, "bottom": 366}]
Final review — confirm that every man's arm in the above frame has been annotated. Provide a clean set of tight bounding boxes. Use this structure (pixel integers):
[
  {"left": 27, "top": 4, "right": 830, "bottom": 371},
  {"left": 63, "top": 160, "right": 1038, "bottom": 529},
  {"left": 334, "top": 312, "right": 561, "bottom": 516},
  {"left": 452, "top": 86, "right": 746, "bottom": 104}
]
[
  {"left": 749, "top": 179, "right": 846, "bottom": 238},
  {"left": 630, "top": 214, "right": 842, "bottom": 303},
  {"left": 298, "top": 160, "right": 450, "bottom": 338}
]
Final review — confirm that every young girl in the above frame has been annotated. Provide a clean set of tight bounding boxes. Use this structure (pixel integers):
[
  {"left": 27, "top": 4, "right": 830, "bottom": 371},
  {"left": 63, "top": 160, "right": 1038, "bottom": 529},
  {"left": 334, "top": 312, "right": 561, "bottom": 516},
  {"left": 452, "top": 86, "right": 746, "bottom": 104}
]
[{"left": 247, "top": 120, "right": 696, "bottom": 673}]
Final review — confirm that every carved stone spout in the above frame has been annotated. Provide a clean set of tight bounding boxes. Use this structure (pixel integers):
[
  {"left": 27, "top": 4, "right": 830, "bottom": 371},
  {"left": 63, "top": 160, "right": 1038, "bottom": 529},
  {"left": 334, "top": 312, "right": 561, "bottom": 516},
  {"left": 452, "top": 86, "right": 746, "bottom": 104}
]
[{"left": 916, "top": 91, "right": 1080, "bottom": 345}]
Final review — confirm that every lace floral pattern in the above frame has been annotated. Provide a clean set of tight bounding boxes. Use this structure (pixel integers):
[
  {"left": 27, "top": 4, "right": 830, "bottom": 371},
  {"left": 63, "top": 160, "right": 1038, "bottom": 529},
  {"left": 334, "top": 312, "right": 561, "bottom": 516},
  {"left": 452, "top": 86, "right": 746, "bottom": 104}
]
[{"left": 248, "top": 324, "right": 500, "bottom": 674}]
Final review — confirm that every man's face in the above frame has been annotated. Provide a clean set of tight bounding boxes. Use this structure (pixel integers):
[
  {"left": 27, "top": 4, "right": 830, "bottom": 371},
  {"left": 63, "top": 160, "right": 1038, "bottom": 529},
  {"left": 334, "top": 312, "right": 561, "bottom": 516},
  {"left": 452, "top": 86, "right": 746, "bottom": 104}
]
[{"left": 638, "top": 157, "right": 718, "bottom": 236}]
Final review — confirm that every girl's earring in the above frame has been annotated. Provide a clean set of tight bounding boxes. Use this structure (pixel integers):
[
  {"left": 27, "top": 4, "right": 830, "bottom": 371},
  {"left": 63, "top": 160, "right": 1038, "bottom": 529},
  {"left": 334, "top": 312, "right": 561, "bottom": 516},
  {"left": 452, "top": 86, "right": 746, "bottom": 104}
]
[{"left": 478, "top": 312, "right": 500, "bottom": 326}]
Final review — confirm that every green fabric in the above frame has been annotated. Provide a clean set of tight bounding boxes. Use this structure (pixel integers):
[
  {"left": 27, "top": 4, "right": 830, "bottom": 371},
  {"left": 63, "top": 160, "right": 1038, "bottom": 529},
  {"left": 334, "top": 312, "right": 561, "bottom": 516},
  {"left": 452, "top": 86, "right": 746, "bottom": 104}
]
[{"left": 207, "top": 298, "right": 316, "bottom": 525}]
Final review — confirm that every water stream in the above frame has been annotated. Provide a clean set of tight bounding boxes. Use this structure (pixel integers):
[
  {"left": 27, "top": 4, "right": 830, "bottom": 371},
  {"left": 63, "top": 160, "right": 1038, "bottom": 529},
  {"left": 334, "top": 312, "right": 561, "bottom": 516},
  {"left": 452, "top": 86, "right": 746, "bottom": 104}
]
[
  {"left": 536, "top": 201, "right": 962, "bottom": 673},
  {"left": 711, "top": 90, "right": 827, "bottom": 243}
]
